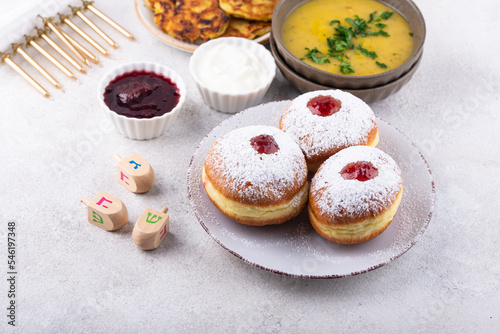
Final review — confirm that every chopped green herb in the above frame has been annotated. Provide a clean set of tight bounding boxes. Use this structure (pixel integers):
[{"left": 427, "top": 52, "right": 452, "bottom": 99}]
[
  {"left": 370, "top": 30, "right": 389, "bottom": 37},
  {"left": 327, "top": 37, "right": 348, "bottom": 52},
  {"left": 303, "top": 47, "right": 330, "bottom": 64},
  {"left": 334, "top": 24, "right": 355, "bottom": 47},
  {"left": 409, "top": 32, "right": 414, "bottom": 37},
  {"left": 345, "top": 16, "right": 369, "bottom": 35},
  {"left": 340, "top": 61, "right": 355, "bottom": 74},
  {"left": 368, "top": 11, "right": 377, "bottom": 23},
  {"left": 369, "top": 11, "right": 394, "bottom": 23},
  {"left": 358, "top": 44, "right": 377, "bottom": 59},
  {"left": 331, "top": 54, "right": 343, "bottom": 62},
  {"left": 379, "top": 11, "right": 394, "bottom": 20},
  {"left": 304, "top": 10, "right": 395, "bottom": 74}
]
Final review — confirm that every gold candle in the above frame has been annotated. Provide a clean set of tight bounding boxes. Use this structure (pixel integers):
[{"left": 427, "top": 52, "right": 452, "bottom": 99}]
[
  {"left": 82, "top": 1, "right": 135, "bottom": 40},
  {"left": 61, "top": 31, "right": 99, "bottom": 65},
  {"left": 1, "top": 53, "right": 50, "bottom": 98},
  {"left": 26, "top": 36, "right": 77, "bottom": 80},
  {"left": 70, "top": 6, "right": 118, "bottom": 49},
  {"left": 37, "top": 29, "right": 86, "bottom": 74},
  {"left": 12, "top": 44, "right": 62, "bottom": 90},
  {"left": 59, "top": 14, "right": 108, "bottom": 56},
  {"left": 40, "top": 16, "right": 87, "bottom": 64}
]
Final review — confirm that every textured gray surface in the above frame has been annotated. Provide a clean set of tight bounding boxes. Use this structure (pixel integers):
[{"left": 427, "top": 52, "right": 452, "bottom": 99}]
[{"left": 0, "top": 0, "right": 499, "bottom": 333}]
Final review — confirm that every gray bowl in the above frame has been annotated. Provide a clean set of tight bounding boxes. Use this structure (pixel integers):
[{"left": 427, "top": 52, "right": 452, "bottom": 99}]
[
  {"left": 272, "top": 0, "right": 425, "bottom": 89},
  {"left": 270, "top": 33, "right": 422, "bottom": 104}
]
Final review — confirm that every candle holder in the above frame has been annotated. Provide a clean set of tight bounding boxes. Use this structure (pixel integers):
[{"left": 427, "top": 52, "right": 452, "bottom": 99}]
[{"left": 0, "top": 1, "right": 135, "bottom": 98}]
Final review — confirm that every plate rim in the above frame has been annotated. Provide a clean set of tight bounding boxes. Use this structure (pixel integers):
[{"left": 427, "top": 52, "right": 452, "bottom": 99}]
[
  {"left": 134, "top": 0, "right": 271, "bottom": 53},
  {"left": 187, "top": 100, "right": 435, "bottom": 279}
]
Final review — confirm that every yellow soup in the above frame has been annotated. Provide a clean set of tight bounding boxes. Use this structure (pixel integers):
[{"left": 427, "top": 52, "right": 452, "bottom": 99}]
[{"left": 282, "top": 0, "right": 414, "bottom": 76}]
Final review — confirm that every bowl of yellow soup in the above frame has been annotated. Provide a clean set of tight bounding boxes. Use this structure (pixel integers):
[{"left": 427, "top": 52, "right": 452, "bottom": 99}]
[
  {"left": 270, "top": 32, "right": 422, "bottom": 103},
  {"left": 272, "top": 0, "right": 425, "bottom": 89}
]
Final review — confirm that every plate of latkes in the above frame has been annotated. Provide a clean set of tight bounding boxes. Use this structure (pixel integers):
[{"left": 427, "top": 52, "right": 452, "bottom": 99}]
[
  {"left": 187, "top": 101, "right": 435, "bottom": 278},
  {"left": 134, "top": 0, "right": 273, "bottom": 52}
]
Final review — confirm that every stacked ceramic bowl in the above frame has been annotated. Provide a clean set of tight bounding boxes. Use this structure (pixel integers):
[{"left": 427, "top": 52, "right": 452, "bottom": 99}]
[{"left": 271, "top": 0, "right": 426, "bottom": 103}]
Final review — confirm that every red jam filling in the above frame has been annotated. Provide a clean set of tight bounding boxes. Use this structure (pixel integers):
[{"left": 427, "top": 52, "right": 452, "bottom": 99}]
[
  {"left": 341, "top": 161, "right": 378, "bottom": 181},
  {"left": 103, "top": 70, "right": 180, "bottom": 119},
  {"left": 306, "top": 95, "right": 342, "bottom": 116},
  {"left": 250, "top": 135, "right": 279, "bottom": 154}
]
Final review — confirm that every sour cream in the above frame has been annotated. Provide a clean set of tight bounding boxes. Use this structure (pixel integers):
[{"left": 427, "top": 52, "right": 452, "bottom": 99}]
[{"left": 194, "top": 43, "right": 270, "bottom": 94}]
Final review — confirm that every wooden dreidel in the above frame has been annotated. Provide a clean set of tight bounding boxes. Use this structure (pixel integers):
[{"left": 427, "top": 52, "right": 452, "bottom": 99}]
[
  {"left": 80, "top": 191, "right": 128, "bottom": 231},
  {"left": 132, "top": 207, "right": 169, "bottom": 250},
  {"left": 114, "top": 153, "right": 155, "bottom": 193}
]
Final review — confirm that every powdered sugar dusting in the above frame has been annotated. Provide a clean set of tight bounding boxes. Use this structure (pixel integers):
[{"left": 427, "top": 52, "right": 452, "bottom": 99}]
[
  {"left": 311, "top": 146, "right": 402, "bottom": 218},
  {"left": 188, "top": 101, "right": 434, "bottom": 278},
  {"left": 280, "top": 90, "right": 377, "bottom": 159},
  {"left": 206, "top": 125, "right": 307, "bottom": 203}
]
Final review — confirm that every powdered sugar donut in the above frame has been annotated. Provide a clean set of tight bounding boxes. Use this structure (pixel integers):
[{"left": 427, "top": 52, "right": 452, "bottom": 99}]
[
  {"left": 279, "top": 90, "right": 379, "bottom": 173},
  {"left": 203, "top": 125, "right": 309, "bottom": 226},
  {"left": 308, "top": 146, "right": 403, "bottom": 244}
]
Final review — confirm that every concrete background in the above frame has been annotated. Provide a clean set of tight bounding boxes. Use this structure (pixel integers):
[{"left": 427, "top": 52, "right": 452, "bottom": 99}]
[{"left": 0, "top": 0, "right": 498, "bottom": 332}]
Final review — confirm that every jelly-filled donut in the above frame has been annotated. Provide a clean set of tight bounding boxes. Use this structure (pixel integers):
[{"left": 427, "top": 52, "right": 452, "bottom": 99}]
[
  {"left": 279, "top": 90, "right": 379, "bottom": 173},
  {"left": 203, "top": 125, "right": 309, "bottom": 226},
  {"left": 308, "top": 146, "right": 403, "bottom": 244}
]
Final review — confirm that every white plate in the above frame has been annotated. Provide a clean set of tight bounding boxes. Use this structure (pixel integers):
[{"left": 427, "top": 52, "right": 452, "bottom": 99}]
[
  {"left": 134, "top": 0, "right": 271, "bottom": 53},
  {"left": 187, "top": 101, "right": 435, "bottom": 278}
]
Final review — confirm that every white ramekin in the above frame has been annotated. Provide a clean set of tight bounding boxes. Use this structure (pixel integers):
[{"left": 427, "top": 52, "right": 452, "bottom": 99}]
[
  {"left": 189, "top": 37, "right": 276, "bottom": 114},
  {"left": 97, "top": 61, "right": 186, "bottom": 140}
]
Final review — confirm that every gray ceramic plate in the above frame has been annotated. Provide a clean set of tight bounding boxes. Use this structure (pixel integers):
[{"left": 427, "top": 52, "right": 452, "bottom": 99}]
[
  {"left": 272, "top": 0, "right": 425, "bottom": 89},
  {"left": 270, "top": 34, "right": 422, "bottom": 104},
  {"left": 187, "top": 101, "right": 435, "bottom": 278}
]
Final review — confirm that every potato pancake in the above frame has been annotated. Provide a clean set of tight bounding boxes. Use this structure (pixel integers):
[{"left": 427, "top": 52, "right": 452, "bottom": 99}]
[
  {"left": 153, "top": 0, "right": 230, "bottom": 43},
  {"left": 219, "top": 0, "right": 278, "bottom": 21},
  {"left": 220, "top": 18, "right": 271, "bottom": 39},
  {"left": 144, "top": 0, "right": 156, "bottom": 10}
]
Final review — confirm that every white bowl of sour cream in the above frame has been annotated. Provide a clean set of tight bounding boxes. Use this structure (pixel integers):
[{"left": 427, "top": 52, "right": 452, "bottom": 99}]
[{"left": 189, "top": 37, "right": 276, "bottom": 113}]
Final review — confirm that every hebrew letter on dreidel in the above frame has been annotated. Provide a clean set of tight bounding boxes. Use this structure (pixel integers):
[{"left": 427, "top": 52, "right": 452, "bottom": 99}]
[
  {"left": 159, "top": 223, "right": 168, "bottom": 240},
  {"left": 96, "top": 196, "right": 113, "bottom": 209},
  {"left": 80, "top": 191, "right": 128, "bottom": 231},
  {"left": 132, "top": 207, "right": 169, "bottom": 250},
  {"left": 129, "top": 160, "right": 141, "bottom": 169},
  {"left": 92, "top": 211, "right": 103, "bottom": 224},
  {"left": 119, "top": 171, "right": 129, "bottom": 185},
  {"left": 114, "top": 153, "right": 155, "bottom": 193},
  {"left": 145, "top": 212, "right": 162, "bottom": 224}
]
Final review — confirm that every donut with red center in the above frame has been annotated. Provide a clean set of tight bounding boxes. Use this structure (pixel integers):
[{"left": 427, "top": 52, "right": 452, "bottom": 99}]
[
  {"left": 279, "top": 90, "right": 379, "bottom": 173},
  {"left": 202, "top": 125, "right": 309, "bottom": 226},
  {"left": 308, "top": 146, "right": 403, "bottom": 244}
]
